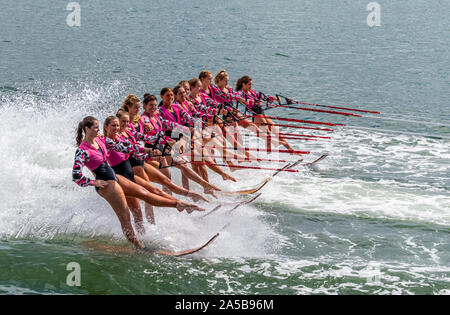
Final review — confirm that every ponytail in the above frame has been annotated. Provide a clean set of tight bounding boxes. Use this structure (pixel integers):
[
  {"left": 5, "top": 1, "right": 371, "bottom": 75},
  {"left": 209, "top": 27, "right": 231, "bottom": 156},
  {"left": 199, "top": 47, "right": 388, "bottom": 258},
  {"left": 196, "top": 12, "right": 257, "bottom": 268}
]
[
  {"left": 75, "top": 116, "right": 97, "bottom": 146},
  {"left": 75, "top": 121, "right": 84, "bottom": 147},
  {"left": 214, "top": 69, "right": 228, "bottom": 85}
]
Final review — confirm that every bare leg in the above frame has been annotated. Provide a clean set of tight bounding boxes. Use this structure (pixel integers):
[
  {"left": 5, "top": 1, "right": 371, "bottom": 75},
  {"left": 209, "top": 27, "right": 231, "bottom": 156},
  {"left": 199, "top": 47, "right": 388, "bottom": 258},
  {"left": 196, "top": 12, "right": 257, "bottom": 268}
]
[
  {"left": 209, "top": 125, "right": 252, "bottom": 160},
  {"left": 134, "top": 174, "right": 177, "bottom": 201},
  {"left": 145, "top": 203, "right": 155, "bottom": 225},
  {"left": 182, "top": 174, "right": 190, "bottom": 190},
  {"left": 203, "top": 157, "right": 237, "bottom": 182},
  {"left": 132, "top": 166, "right": 156, "bottom": 224},
  {"left": 254, "top": 115, "right": 272, "bottom": 151},
  {"left": 167, "top": 157, "right": 221, "bottom": 192},
  {"left": 141, "top": 163, "right": 209, "bottom": 202},
  {"left": 97, "top": 180, "right": 143, "bottom": 249},
  {"left": 125, "top": 197, "right": 147, "bottom": 233},
  {"left": 116, "top": 175, "right": 204, "bottom": 213},
  {"left": 158, "top": 157, "right": 172, "bottom": 180},
  {"left": 263, "top": 117, "right": 296, "bottom": 152}
]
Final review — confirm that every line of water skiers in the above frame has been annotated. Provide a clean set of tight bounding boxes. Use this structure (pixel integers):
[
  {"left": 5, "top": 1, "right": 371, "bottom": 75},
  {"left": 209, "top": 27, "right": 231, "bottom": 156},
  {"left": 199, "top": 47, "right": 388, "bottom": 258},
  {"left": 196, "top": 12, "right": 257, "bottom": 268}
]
[{"left": 72, "top": 70, "right": 298, "bottom": 250}]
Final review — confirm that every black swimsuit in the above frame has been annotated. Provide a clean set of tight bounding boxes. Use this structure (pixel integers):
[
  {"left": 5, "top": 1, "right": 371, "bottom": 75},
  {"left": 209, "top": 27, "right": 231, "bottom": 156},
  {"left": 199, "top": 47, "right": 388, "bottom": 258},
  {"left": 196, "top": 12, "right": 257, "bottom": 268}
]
[
  {"left": 112, "top": 159, "right": 136, "bottom": 183},
  {"left": 92, "top": 145, "right": 118, "bottom": 192},
  {"left": 125, "top": 128, "right": 146, "bottom": 169},
  {"left": 251, "top": 104, "right": 265, "bottom": 122}
]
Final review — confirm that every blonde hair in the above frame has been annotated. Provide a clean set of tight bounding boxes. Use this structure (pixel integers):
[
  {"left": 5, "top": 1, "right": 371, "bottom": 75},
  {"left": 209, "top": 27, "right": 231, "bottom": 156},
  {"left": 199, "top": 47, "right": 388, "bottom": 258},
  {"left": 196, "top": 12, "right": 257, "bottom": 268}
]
[
  {"left": 121, "top": 94, "right": 140, "bottom": 112},
  {"left": 120, "top": 94, "right": 141, "bottom": 124},
  {"left": 116, "top": 110, "right": 129, "bottom": 120},
  {"left": 214, "top": 69, "right": 228, "bottom": 85}
]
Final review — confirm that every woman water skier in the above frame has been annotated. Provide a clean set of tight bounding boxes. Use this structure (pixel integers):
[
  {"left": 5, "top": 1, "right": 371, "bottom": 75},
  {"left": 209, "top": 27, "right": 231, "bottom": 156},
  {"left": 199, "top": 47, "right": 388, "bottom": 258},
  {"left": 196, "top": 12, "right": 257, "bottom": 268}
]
[
  {"left": 199, "top": 70, "right": 244, "bottom": 149},
  {"left": 189, "top": 78, "right": 253, "bottom": 165},
  {"left": 175, "top": 84, "right": 251, "bottom": 164},
  {"left": 211, "top": 69, "right": 273, "bottom": 149},
  {"left": 173, "top": 84, "right": 211, "bottom": 124},
  {"left": 212, "top": 70, "right": 261, "bottom": 130},
  {"left": 116, "top": 110, "right": 209, "bottom": 204},
  {"left": 199, "top": 70, "right": 216, "bottom": 99},
  {"left": 173, "top": 84, "right": 217, "bottom": 190},
  {"left": 169, "top": 85, "right": 244, "bottom": 180},
  {"left": 104, "top": 115, "right": 178, "bottom": 226},
  {"left": 139, "top": 94, "right": 223, "bottom": 198},
  {"left": 178, "top": 80, "right": 191, "bottom": 97},
  {"left": 159, "top": 87, "right": 238, "bottom": 182},
  {"left": 72, "top": 116, "right": 204, "bottom": 249},
  {"left": 235, "top": 75, "right": 296, "bottom": 153}
]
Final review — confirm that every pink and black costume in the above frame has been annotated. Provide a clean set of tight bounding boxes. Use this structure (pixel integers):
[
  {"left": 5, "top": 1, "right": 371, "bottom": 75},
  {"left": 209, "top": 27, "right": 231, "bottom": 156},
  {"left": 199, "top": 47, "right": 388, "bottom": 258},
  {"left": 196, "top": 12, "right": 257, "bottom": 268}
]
[
  {"left": 237, "top": 89, "right": 276, "bottom": 120},
  {"left": 159, "top": 103, "right": 196, "bottom": 128},
  {"left": 72, "top": 136, "right": 150, "bottom": 192},
  {"left": 174, "top": 100, "right": 212, "bottom": 124},
  {"left": 127, "top": 122, "right": 163, "bottom": 168},
  {"left": 140, "top": 112, "right": 177, "bottom": 152},
  {"left": 209, "top": 85, "right": 240, "bottom": 106}
]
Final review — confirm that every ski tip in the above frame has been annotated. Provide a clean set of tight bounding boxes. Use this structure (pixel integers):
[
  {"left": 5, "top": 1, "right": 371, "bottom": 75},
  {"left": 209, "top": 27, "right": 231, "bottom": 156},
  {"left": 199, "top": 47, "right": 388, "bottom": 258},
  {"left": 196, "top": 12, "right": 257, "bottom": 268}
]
[
  {"left": 254, "top": 192, "right": 263, "bottom": 199},
  {"left": 304, "top": 153, "right": 329, "bottom": 167},
  {"left": 245, "top": 192, "right": 262, "bottom": 204},
  {"left": 199, "top": 205, "right": 222, "bottom": 219},
  {"left": 155, "top": 233, "right": 221, "bottom": 257},
  {"left": 289, "top": 158, "right": 304, "bottom": 169},
  {"left": 211, "top": 233, "right": 220, "bottom": 240}
]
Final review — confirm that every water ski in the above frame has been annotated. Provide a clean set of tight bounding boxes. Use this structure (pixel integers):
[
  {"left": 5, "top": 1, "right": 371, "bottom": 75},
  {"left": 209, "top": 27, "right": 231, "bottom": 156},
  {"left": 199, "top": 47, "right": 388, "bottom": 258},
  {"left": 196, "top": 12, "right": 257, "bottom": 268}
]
[
  {"left": 303, "top": 153, "right": 328, "bottom": 167},
  {"left": 83, "top": 240, "right": 136, "bottom": 254},
  {"left": 220, "top": 159, "right": 303, "bottom": 196},
  {"left": 154, "top": 233, "right": 219, "bottom": 257},
  {"left": 200, "top": 192, "right": 262, "bottom": 219},
  {"left": 226, "top": 192, "right": 262, "bottom": 214}
]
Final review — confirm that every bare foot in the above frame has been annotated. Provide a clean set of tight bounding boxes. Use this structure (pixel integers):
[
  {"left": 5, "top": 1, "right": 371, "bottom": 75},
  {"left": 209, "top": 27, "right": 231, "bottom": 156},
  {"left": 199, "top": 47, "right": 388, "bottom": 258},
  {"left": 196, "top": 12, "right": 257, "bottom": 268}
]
[
  {"left": 282, "top": 142, "right": 297, "bottom": 156},
  {"left": 226, "top": 162, "right": 238, "bottom": 172},
  {"left": 207, "top": 183, "right": 221, "bottom": 192},
  {"left": 189, "top": 191, "right": 210, "bottom": 203},
  {"left": 204, "top": 188, "right": 218, "bottom": 199},
  {"left": 222, "top": 173, "right": 237, "bottom": 182},
  {"left": 176, "top": 201, "right": 205, "bottom": 213}
]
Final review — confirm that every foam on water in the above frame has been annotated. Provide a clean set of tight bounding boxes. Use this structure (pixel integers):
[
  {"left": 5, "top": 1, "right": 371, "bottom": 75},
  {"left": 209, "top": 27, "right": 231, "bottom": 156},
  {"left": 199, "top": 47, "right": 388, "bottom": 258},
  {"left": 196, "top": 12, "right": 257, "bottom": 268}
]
[
  {"left": 0, "top": 83, "right": 283, "bottom": 260},
  {"left": 0, "top": 82, "right": 129, "bottom": 239}
]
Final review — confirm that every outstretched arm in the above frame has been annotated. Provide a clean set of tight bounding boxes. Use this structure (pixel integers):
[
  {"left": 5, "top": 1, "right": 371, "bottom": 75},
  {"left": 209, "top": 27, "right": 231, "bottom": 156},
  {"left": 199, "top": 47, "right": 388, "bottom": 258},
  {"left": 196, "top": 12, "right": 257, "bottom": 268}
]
[
  {"left": 104, "top": 136, "right": 151, "bottom": 161},
  {"left": 72, "top": 148, "right": 94, "bottom": 187}
]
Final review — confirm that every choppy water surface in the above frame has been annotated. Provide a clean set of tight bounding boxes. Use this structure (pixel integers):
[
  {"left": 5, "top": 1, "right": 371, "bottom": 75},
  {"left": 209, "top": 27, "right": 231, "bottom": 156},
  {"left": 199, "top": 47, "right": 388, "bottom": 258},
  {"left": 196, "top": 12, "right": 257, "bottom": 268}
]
[{"left": 0, "top": 0, "right": 449, "bottom": 294}]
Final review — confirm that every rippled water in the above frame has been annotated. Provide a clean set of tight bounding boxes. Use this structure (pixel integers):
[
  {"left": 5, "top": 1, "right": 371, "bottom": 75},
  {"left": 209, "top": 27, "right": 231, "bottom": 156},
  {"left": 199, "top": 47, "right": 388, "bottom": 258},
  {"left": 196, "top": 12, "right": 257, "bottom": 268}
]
[{"left": 0, "top": 0, "right": 449, "bottom": 294}]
